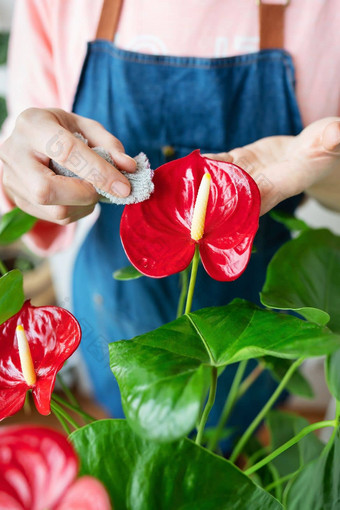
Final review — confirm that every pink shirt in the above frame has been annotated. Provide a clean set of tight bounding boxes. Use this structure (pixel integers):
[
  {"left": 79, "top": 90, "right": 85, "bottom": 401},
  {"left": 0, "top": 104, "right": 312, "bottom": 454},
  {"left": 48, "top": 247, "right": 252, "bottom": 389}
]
[{"left": 1, "top": 0, "right": 339, "bottom": 254}]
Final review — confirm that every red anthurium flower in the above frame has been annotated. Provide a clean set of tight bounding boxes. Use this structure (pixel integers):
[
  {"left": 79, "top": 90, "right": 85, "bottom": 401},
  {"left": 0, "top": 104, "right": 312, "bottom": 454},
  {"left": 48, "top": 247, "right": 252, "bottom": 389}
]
[
  {"left": 0, "top": 301, "right": 81, "bottom": 420},
  {"left": 0, "top": 425, "right": 111, "bottom": 510},
  {"left": 120, "top": 150, "right": 260, "bottom": 281}
]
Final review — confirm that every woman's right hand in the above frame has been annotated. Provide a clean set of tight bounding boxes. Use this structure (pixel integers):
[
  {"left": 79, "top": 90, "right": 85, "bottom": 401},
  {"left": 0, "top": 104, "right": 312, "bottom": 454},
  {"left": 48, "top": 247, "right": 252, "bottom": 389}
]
[{"left": 0, "top": 108, "right": 136, "bottom": 224}]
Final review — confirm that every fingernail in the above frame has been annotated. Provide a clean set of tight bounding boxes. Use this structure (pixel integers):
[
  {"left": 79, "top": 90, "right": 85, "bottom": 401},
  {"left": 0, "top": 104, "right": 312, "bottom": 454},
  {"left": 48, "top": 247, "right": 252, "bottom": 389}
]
[{"left": 111, "top": 181, "right": 130, "bottom": 197}]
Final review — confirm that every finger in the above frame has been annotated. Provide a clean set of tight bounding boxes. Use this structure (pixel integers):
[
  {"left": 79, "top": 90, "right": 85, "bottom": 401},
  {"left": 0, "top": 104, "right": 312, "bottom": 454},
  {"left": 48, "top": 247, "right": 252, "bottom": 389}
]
[
  {"left": 15, "top": 196, "right": 95, "bottom": 225},
  {"left": 72, "top": 113, "right": 137, "bottom": 173},
  {"left": 202, "top": 152, "right": 234, "bottom": 163},
  {"left": 5, "top": 157, "right": 100, "bottom": 206},
  {"left": 18, "top": 113, "right": 132, "bottom": 198},
  {"left": 322, "top": 121, "right": 340, "bottom": 154}
]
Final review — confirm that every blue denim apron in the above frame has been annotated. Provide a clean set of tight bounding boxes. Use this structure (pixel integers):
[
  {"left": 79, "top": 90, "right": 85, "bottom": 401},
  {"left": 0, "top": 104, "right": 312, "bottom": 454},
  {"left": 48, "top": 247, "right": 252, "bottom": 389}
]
[{"left": 72, "top": 2, "right": 303, "bottom": 439}]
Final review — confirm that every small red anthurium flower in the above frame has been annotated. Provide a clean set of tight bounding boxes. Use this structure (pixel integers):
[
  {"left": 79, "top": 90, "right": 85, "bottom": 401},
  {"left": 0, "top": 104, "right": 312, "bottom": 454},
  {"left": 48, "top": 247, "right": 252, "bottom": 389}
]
[
  {"left": 0, "top": 300, "right": 81, "bottom": 420},
  {"left": 120, "top": 150, "right": 261, "bottom": 281},
  {"left": 0, "top": 425, "right": 111, "bottom": 510}
]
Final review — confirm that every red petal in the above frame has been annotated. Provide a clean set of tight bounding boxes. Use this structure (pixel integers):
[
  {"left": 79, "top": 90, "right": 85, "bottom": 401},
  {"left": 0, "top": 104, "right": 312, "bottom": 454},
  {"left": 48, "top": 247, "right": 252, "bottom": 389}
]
[
  {"left": 0, "top": 425, "right": 78, "bottom": 510},
  {"left": 121, "top": 150, "right": 260, "bottom": 280},
  {"left": 121, "top": 152, "right": 204, "bottom": 277},
  {"left": 56, "top": 476, "right": 111, "bottom": 510},
  {"left": 0, "top": 301, "right": 81, "bottom": 419}
]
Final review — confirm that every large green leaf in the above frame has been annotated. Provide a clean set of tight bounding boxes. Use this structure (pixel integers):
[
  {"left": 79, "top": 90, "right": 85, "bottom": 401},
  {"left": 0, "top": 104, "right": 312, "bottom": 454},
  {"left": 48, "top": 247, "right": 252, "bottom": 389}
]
[
  {"left": 286, "top": 431, "right": 340, "bottom": 510},
  {"left": 266, "top": 410, "right": 324, "bottom": 479},
  {"left": 0, "top": 270, "right": 25, "bottom": 324},
  {"left": 110, "top": 299, "right": 340, "bottom": 441},
  {"left": 261, "top": 229, "right": 340, "bottom": 332},
  {"left": 263, "top": 357, "right": 314, "bottom": 398},
  {"left": 326, "top": 349, "right": 340, "bottom": 401},
  {"left": 71, "top": 419, "right": 282, "bottom": 510},
  {"left": 0, "top": 208, "right": 37, "bottom": 244}
]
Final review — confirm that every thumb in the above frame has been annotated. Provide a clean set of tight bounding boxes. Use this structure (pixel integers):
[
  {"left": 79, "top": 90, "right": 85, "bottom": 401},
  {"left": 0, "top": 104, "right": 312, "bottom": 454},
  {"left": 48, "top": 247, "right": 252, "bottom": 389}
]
[{"left": 322, "top": 120, "right": 340, "bottom": 154}]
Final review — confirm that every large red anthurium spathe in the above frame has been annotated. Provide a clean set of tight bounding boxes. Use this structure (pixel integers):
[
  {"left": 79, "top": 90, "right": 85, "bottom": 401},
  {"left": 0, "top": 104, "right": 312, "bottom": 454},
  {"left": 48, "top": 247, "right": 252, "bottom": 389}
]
[
  {"left": 0, "top": 301, "right": 81, "bottom": 420},
  {"left": 120, "top": 150, "right": 261, "bottom": 281},
  {"left": 0, "top": 425, "right": 111, "bottom": 510}
]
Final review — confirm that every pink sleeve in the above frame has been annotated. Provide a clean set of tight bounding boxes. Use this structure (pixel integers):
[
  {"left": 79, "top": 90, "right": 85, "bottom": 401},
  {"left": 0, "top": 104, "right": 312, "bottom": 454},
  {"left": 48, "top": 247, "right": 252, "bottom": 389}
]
[{"left": 0, "top": 0, "right": 76, "bottom": 256}]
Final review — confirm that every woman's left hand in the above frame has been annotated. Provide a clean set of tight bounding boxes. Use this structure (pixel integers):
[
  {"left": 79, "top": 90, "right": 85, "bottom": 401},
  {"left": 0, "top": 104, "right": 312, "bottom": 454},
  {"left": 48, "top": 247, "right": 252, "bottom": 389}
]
[{"left": 205, "top": 117, "right": 340, "bottom": 215}]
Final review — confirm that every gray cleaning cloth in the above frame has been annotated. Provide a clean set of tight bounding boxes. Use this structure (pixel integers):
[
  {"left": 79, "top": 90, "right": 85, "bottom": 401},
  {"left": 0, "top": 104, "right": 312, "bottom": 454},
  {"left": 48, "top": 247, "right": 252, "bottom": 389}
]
[{"left": 50, "top": 132, "right": 154, "bottom": 205}]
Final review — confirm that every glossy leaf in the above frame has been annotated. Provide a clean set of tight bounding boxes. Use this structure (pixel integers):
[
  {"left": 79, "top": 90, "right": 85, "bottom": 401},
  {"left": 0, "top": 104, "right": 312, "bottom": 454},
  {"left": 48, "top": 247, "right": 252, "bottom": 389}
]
[
  {"left": 71, "top": 419, "right": 283, "bottom": 510},
  {"left": 113, "top": 265, "right": 143, "bottom": 280},
  {"left": 326, "top": 349, "right": 340, "bottom": 401},
  {"left": 110, "top": 299, "right": 340, "bottom": 441},
  {"left": 0, "top": 300, "right": 81, "bottom": 419},
  {"left": 261, "top": 229, "right": 340, "bottom": 332},
  {"left": 286, "top": 431, "right": 340, "bottom": 510},
  {"left": 266, "top": 410, "right": 324, "bottom": 479},
  {"left": 269, "top": 210, "right": 310, "bottom": 233},
  {"left": 263, "top": 357, "right": 314, "bottom": 398},
  {"left": 0, "top": 270, "right": 24, "bottom": 325},
  {"left": 0, "top": 425, "right": 111, "bottom": 510},
  {"left": 121, "top": 150, "right": 260, "bottom": 281},
  {"left": 0, "top": 208, "right": 37, "bottom": 244}
]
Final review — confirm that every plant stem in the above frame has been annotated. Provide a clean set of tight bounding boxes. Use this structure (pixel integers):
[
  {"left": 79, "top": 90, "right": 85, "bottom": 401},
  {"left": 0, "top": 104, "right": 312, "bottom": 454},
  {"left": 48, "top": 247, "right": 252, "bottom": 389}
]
[
  {"left": 50, "top": 401, "right": 81, "bottom": 430},
  {"left": 245, "top": 420, "right": 336, "bottom": 476},
  {"left": 51, "top": 404, "right": 72, "bottom": 435},
  {"left": 323, "top": 399, "right": 340, "bottom": 455},
  {"left": 184, "top": 245, "right": 200, "bottom": 315},
  {"left": 56, "top": 373, "right": 79, "bottom": 407},
  {"left": 230, "top": 357, "right": 304, "bottom": 463},
  {"left": 208, "top": 360, "right": 248, "bottom": 451},
  {"left": 0, "top": 259, "right": 8, "bottom": 276},
  {"left": 52, "top": 394, "right": 95, "bottom": 423},
  {"left": 264, "top": 469, "right": 301, "bottom": 492},
  {"left": 237, "top": 363, "right": 264, "bottom": 400},
  {"left": 176, "top": 266, "right": 190, "bottom": 318},
  {"left": 196, "top": 366, "right": 218, "bottom": 446}
]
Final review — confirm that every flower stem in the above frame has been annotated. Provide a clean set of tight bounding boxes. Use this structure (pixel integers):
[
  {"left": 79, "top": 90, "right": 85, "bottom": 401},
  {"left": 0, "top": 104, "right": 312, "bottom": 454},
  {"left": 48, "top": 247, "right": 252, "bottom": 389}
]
[
  {"left": 237, "top": 363, "right": 264, "bottom": 400},
  {"left": 184, "top": 245, "right": 200, "bottom": 315},
  {"left": 176, "top": 266, "right": 190, "bottom": 318},
  {"left": 245, "top": 420, "right": 336, "bottom": 476},
  {"left": 196, "top": 366, "right": 218, "bottom": 446},
  {"left": 51, "top": 403, "right": 72, "bottom": 435},
  {"left": 264, "top": 469, "right": 301, "bottom": 492},
  {"left": 230, "top": 357, "right": 304, "bottom": 463},
  {"left": 52, "top": 393, "right": 95, "bottom": 423},
  {"left": 208, "top": 360, "right": 248, "bottom": 452},
  {"left": 56, "top": 373, "right": 79, "bottom": 407},
  {"left": 0, "top": 259, "right": 8, "bottom": 276},
  {"left": 50, "top": 401, "right": 81, "bottom": 430}
]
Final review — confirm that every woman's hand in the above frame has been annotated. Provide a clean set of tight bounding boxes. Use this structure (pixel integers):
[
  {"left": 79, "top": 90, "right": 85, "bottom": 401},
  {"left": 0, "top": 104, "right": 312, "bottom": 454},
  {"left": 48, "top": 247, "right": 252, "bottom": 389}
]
[
  {"left": 0, "top": 108, "right": 136, "bottom": 224},
  {"left": 205, "top": 117, "right": 340, "bottom": 215}
]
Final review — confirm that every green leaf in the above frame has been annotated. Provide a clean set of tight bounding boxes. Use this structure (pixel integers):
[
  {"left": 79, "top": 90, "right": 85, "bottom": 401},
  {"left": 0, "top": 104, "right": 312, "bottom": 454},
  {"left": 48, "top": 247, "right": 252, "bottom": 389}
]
[
  {"left": 0, "top": 208, "right": 37, "bottom": 244},
  {"left": 0, "top": 96, "right": 7, "bottom": 129},
  {"left": 110, "top": 299, "right": 340, "bottom": 441},
  {"left": 269, "top": 210, "right": 310, "bottom": 233},
  {"left": 261, "top": 229, "right": 340, "bottom": 332},
  {"left": 0, "top": 270, "right": 25, "bottom": 324},
  {"left": 263, "top": 357, "right": 314, "bottom": 398},
  {"left": 326, "top": 349, "right": 340, "bottom": 400},
  {"left": 71, "top": 419, "right": 283, "bottom": 510},
  {"left": 266, "top": 410, "right": 324, "bottom": 479},
  {"left": 286, "top": 430, "right": 340, "bottom": 510},
  {"left": 0, "top": 33, "right": 9, "bottom": 65},
  {"left": 113, "top": 265, "right": 143, "bottom": 280}
]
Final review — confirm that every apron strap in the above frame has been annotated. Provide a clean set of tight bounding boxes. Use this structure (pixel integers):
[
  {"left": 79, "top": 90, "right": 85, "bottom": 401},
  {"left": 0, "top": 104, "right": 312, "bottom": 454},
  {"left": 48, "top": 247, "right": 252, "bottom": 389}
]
[
  {"left": 95, "top": 0, "right": 289, "bottom": 48},
  {"left": 258, "top": 0, "right": 289, "bottom": 50},
  {"left": 96, "top": 0, "right": 124, "bottom": 41}
]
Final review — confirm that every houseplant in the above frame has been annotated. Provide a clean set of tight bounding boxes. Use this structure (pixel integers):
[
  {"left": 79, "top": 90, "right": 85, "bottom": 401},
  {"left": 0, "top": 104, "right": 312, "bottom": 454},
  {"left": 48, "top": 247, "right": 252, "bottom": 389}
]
[{"left": 0, "top": 153, "right": 339, "bottom": 509}]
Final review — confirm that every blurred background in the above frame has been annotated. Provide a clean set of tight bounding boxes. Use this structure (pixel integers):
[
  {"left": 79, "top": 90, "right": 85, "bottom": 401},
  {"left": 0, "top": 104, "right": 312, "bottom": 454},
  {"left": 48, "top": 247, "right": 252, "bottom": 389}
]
[{"left": 0, "top": 0, "right": 339, "bottom": 434}]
